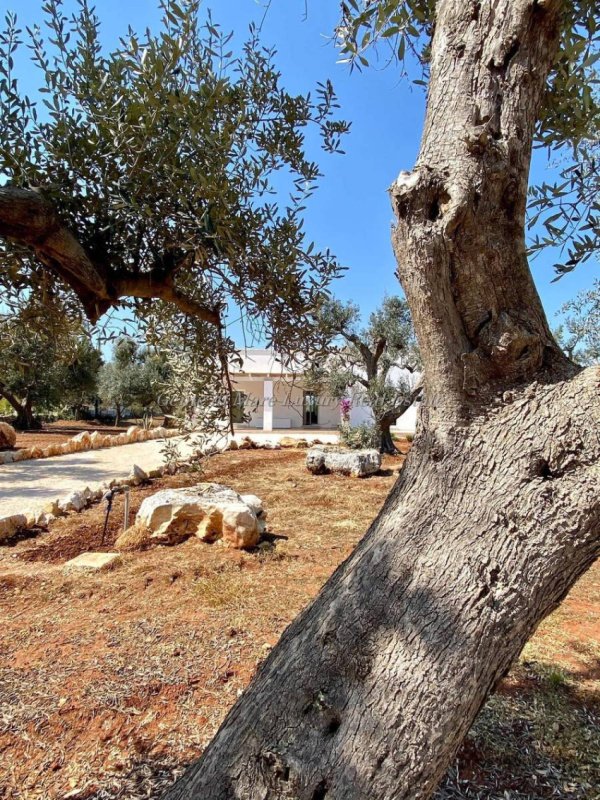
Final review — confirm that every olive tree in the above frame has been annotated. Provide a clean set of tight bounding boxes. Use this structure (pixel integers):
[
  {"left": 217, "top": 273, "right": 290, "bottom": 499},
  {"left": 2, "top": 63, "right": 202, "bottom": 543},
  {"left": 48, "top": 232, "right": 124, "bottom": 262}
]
[
  {"left": 0, "top": 0, "right": 347, "bottom": 419},
  {"left": 311, "top": 296, "right": 420, "bottom": 453},
  {"left": 162, "top": 2, "right": 600, "bottom": 799},
  {"left": 0, "top": 298, "right": 101, "bottom": 427},
  {"left": 1, "top": 0, "right": 599, "bottom": 798}
]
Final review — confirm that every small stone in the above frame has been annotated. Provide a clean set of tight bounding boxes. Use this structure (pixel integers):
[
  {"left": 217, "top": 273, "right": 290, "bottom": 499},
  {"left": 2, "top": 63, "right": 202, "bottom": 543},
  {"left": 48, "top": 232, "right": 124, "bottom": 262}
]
[
  {"left": 44, "top": 498, "right": 62, "bottom": 516},
  {"left": 71, "top": 431, "right": 91, "bottom": 451},
  {"left": 126, "top": 425, "right": 142, "bottom": 441},
  {"left": 129, "top": 464, "right": 149, "bottom": 485},
  {"left": 63, "top": 552, "right": 122, "bottom": 573},
  {"left": 89, "top": 431, "right": 105, "bottom": 448},
  {"left": 228, "top": 439, "right": 239, "bottom": 450},
  {"left": 0, "top": 514, "right": 27, "bottom": 542},
  {"left": 58, "top": 491, "right": 86, "bottom": 513}
]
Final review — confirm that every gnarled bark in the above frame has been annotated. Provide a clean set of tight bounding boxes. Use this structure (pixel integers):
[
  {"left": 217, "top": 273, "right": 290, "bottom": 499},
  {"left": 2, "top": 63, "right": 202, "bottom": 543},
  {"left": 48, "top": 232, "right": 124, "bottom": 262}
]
[
  {"left": 161, "top": 2, "right": 599, "bottom": 798},
  {"left": 164, "top": 369, "right": 599, "bottom": 800}
]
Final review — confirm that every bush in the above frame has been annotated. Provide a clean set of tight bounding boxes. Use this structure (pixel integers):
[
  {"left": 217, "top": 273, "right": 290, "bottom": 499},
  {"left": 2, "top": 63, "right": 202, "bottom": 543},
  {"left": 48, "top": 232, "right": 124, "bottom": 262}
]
[{"left": 339, "top": 422, "right": 379, "bottom": 450}]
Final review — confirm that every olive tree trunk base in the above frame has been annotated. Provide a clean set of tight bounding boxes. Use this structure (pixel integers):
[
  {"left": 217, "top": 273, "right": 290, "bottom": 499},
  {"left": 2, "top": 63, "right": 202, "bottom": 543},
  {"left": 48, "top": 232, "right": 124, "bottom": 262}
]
[{"left": 163, "top": 368, "right": 600, "bottom": 800}]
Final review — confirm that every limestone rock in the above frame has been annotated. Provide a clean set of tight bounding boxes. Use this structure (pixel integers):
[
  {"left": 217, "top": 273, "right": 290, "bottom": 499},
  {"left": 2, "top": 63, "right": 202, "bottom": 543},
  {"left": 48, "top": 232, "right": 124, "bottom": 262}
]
[
  {"left": 0, "top": 451, "right": 14, "bottom": 464},
  {"left": 279, "top": 436, "right": 298, "bottom": 448},
  {"left": 58, "top": 491, "right": 87, "bottom": 513},
  {"left": 89, "top": 431, "right": 105, "bottom": 448},
  {"left": 0, "top": 514, "right": 26, "bottom": 543},
  {"left": 306, "top": 446, "right": 381, "bottom": 478},
  {"left": 228, "top": 439, "right": 239, "bottom": 450},
  {"left": 294, "top": 438, "right": 309, "bottom": 449},
  {"left": 129, "top": 464, "right": 149, "bottom": 485},
  {"left": 71, "top": 431, "right": 91, "bottom": 451},
  {"left": 0, "top": 422, "right": 16, "bottom": 449},
  {"left": 44, "top": 498, "right": 62, "bottom": 516},
  {"left": 238, "top": 437, "right": 253, "bottom": 450},
  {"left": 126, "top": 425, "right": 142, "bottom": 441},
  {"left": 63, "top": 552, "right": 122, "bottom": 573},
  {"left": 123, "top": 483, "right": 263, "bottom": 550}
]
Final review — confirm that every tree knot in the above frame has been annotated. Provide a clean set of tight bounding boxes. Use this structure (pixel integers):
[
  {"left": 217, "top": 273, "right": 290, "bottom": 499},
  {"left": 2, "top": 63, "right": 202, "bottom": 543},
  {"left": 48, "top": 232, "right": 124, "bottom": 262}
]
[{"left": 462, "top": 311, "right": 544, "bottom": 392}]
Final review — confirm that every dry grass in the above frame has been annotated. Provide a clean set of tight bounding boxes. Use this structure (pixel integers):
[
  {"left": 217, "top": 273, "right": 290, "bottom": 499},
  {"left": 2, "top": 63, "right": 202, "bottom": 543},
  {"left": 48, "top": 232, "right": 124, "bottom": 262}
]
[{"left": 0, "top": 447, "right": 598, "bottom": 800}]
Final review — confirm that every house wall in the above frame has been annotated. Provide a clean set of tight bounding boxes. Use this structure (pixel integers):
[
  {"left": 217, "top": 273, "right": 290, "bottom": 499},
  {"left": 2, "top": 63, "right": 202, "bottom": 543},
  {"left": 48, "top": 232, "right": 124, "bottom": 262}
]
[{"left": 231, "top": 376, "right": 340, "bottom": 429}]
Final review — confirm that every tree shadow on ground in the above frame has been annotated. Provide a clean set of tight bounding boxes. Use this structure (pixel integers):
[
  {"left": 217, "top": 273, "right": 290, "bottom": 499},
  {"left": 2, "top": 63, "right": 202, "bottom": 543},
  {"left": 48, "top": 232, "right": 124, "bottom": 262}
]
[{"left": 435, "top": 659, "right": 600, "bottom": 799}]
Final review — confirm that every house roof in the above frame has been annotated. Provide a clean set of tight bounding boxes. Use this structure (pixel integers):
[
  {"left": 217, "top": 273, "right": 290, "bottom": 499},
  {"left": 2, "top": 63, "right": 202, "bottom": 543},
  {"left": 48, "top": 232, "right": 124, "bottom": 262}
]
[{"left": 233, "top": 348, "right": 303, "bottom": 377}]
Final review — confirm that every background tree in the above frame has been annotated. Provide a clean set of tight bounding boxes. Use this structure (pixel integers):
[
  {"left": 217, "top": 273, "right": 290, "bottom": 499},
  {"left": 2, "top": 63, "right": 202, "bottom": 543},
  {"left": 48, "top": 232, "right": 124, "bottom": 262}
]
[
  {"left": 312, "top": 296, "right": 420, "bottom": 453},
  {"left": 555, "top": 278, "right": 600, "bottom": 364},
  {"left": 0, "top": 0, "right": 348, "bottom": 423},
  {"left": 98, "top": 338, "right": 170, "bottom": 424},
  {"left": 0, "top": 299, "right": 101, "bottom": 427},
  {"left": 163, "top": 2, "right": 600, "bottom": 799},
  {"left": 60, "top": 335, "right": 103, "bottom": 419}
]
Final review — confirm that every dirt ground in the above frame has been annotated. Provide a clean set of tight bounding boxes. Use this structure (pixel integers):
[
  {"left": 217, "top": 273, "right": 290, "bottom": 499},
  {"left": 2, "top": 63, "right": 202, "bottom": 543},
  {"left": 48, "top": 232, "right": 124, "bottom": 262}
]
[{"left": 0, "top": 448, "right": 598, "bottom": 800}]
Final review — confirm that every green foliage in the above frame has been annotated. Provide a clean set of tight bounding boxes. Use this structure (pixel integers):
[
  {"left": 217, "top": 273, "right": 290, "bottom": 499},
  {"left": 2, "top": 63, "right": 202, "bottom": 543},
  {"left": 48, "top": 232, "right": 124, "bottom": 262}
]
[
  {"left": 0, "top": 297, "right": 102, "bottom": 421},
  {"left": 336, "top": 1, "right": 600, "bottom": 277},
  {"left": 0, "top": 0, "right": 347, "bottom": 351},
  {"left": 339, "top": 421, "right": 379, "bottom": 449},
  {"left": 528, "top": 138, "right": 599, "bottom": 277},
  {"left": 554, "top": 278, "right": 600, "bottom": 365},
  {"left": 98, "top": 338, "right": 170, "bottom": 419}
]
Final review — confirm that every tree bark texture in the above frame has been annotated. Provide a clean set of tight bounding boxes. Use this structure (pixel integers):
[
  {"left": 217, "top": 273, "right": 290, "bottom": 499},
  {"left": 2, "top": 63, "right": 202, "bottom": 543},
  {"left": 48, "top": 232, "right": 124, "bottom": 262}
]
[
  {"left": 158, "top": 1, "right": 600, "bottom": 797},
  {"left": 391, "top": 0, "right": 570, "bottom": 430},
  {"left": 164, "top": 369, "right": 599, "bottom": 800}
]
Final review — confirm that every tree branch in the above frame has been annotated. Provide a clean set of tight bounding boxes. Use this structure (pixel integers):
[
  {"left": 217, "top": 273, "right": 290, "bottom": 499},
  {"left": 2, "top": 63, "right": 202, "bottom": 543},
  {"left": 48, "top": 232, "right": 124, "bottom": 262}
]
[{"left": 0, "top": 186, "right": 221, "bottom": 327}]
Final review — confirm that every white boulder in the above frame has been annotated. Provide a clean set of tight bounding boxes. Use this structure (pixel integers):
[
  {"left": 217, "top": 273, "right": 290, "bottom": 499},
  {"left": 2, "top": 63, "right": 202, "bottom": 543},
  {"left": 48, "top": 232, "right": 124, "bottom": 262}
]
[
  {"left": 120, "top": 483, "right": 264, "bottom": 550},
  {"left": 306, "top": 446, "right": 382, "bottom": 478},
  {"left": 0, "top": 514, "right": 26, "bottom": 543}
]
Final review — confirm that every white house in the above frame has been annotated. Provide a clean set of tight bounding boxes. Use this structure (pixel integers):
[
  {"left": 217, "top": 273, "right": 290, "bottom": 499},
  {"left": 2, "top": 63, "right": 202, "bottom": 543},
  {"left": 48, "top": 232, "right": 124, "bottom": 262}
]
[{"left": 230, "top": 348, "right": 418, "bottom": 434}]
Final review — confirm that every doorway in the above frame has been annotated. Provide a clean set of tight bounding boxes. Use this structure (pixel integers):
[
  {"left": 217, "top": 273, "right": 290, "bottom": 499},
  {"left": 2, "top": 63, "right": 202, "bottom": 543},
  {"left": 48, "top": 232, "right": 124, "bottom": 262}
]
[{"left": 303, "top": 391, "right": 319, "bottom": 426}]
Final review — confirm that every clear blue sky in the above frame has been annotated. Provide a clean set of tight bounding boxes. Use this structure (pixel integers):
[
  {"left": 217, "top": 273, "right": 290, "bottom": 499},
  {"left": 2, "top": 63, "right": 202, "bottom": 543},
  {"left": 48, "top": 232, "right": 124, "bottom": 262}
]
[{"left": 5, "top": 0, "right": 598, "bottom": 348}]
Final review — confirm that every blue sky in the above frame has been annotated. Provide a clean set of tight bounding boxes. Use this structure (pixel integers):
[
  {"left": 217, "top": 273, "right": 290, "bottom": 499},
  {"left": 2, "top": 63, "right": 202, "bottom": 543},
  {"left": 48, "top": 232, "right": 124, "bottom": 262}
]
[{"left": 5, "top": 0, "right": 598, "bottom": 350}]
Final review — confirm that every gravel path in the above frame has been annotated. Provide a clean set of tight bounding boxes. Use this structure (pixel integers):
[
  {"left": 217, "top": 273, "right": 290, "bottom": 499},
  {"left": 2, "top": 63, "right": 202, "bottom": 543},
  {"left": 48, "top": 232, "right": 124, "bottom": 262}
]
[{"left": 0, "top": 436, "right": 197, "bottom": 519}]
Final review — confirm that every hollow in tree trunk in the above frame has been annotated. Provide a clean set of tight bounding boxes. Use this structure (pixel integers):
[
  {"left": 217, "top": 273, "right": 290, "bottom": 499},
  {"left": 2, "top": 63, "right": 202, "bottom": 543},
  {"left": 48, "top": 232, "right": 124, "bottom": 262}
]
[{"left": 162, "top": 2, "right": 599, "bottom": 798}]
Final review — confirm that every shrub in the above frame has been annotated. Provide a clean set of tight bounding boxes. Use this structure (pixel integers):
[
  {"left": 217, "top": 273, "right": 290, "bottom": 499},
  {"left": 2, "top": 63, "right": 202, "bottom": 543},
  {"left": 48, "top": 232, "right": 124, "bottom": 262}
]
[{"left": 339, "top": 422, "right": 379, "bottom": 450}]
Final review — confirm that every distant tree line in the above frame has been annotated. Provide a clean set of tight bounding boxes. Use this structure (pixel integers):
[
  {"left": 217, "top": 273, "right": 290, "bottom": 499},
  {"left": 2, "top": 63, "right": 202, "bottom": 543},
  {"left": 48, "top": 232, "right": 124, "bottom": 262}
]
[{"left": 0, "top": 301, "right": 171, "bottom": 428}]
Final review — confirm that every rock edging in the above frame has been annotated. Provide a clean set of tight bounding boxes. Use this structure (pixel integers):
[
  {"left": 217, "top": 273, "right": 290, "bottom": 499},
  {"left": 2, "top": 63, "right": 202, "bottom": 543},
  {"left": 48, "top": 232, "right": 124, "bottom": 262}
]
[{"left": 0, "top": 425, "right": 179, "bottom": 465}]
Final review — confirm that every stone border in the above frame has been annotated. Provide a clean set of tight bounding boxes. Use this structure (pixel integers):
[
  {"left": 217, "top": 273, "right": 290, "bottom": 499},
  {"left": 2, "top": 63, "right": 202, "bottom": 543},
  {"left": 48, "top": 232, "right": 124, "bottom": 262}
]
[
  {"left": 0, "top": 460, "right": 171, "bottom": 543},
  {"left": 0, "top": 433, "right": 325, "bottom": 544},
  {"left": 0, "top": 425, "right": 179, "bottom": 465}
]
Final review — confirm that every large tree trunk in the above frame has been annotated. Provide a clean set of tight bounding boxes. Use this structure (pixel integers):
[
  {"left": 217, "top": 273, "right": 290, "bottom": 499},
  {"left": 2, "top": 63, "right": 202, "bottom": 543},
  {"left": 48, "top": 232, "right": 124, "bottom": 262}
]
[
  {"left": 162, "top": 2, "right": 599, "bottom": 798},
  {"left": 0, "top": 386, "right": 38, "bottom": 430}
]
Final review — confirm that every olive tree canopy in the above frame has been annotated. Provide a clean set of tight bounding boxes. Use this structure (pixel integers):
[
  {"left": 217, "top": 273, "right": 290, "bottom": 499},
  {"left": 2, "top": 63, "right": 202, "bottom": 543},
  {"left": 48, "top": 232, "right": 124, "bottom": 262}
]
[{"left": 0, "top": 0, "right": 348, "bottom": 369}]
